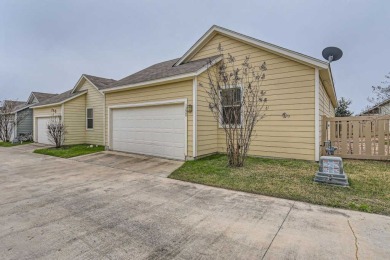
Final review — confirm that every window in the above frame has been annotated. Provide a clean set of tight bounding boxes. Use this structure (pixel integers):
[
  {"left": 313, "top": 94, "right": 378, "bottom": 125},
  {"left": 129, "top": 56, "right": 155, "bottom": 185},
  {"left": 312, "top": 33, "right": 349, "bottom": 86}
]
[
  {"left": 87, "top": 108, "right": 93, "bottom": 129},
  {"left": 220, "top": 88, "right": 242, "bottom": 125}
]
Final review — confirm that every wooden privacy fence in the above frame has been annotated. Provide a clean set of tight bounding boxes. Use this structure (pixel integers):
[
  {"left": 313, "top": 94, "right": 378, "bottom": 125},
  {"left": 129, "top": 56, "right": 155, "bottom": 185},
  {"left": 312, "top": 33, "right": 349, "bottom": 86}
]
[{"left": 322, "top": 115, "right": 390, "bottom": 160}]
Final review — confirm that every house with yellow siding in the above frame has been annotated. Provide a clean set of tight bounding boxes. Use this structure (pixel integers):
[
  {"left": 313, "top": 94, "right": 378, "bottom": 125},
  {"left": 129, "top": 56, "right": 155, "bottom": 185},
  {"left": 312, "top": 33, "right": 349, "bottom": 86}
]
[
  {"left": 32, "top": 25, "right": 337, "bottom": 161},
  {"left": 31, "top": 74, "right": 115, "bottom": 146}
]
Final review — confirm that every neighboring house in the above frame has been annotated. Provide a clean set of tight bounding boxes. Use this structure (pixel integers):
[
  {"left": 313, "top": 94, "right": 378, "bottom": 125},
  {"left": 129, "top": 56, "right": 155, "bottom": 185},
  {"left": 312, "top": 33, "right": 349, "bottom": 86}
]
[
  {"left": 31, "top": 74, "right": 116, "bottom": 145},
  {"left": 12, "top": 92, "right": 57, "bottom": 140},
  {"left": 1, "top": 100, "right": 26, "bottom": 141},
  {"left": 100, "top": 25, "right": 337, "bottom": 161},
  {"left": 361, "top": 98, "right": 390, "bottom": 115}
]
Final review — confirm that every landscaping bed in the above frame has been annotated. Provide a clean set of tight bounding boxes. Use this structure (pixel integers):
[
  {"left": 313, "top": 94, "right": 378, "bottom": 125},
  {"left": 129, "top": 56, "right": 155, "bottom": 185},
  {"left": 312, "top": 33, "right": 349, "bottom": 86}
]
[
  {"left": 34, "top": 144, "right": 105, "bottom": 158},
  {"left": 169, "top": 154, "right": 390, "bottom": 216}
]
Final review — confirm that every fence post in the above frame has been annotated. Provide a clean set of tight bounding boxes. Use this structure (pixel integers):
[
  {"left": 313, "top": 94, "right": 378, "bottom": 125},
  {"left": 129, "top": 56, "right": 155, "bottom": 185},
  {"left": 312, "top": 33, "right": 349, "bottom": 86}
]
[{"left": 321, "top": 116, "right": 327, "bottom": 155}]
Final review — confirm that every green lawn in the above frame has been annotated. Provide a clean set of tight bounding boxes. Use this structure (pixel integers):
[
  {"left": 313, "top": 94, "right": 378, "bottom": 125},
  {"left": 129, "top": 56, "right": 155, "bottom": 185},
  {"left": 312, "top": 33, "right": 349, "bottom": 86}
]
[
  {"left": 0, "top": 141, "right": 33, "bottom": 147},
  {"left": 169, "top": 154, "right": 390, "bottom": 216},
  {"left": 34, "top": 144, "right": 105, "bottom": 158}
]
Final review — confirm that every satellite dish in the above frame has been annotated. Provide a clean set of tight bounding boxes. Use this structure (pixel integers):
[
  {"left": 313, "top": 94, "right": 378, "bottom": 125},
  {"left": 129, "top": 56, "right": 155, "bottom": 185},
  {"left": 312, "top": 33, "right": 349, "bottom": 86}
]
[{"left": 322, "top": 47, "right": 343, "bottom": 62}]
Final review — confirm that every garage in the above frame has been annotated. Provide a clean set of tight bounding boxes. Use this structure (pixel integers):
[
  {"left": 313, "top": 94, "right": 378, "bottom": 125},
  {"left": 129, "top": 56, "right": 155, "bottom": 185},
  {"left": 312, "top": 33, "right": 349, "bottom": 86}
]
[
  {"left": 36, "top": 117, "right": 52, "bottom": 145},
  {"left": 111, "top": 102, "right": 186, "bottom": 160}
]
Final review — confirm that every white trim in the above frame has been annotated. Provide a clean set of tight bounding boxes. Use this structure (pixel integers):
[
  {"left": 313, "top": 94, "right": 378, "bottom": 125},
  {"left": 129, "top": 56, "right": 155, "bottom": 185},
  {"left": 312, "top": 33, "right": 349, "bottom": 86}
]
[
  {"left": 13, "top": 105, "right": 31, "bottom": 113},
  {"left": 31, "top": 91, "right": 87, "bottom": 109},
  {"left": 103, "top": 92, "right": 106, "bottom": 147},
  {"left": 107, "top": 99, "right": 188, "bottom": 159},
  {"left": 86, "top": 108, "right": 94, "bottom": 130},
  {"left": 101, "top": 56, "right": 222, "bottom": 94},
  {"left": 71, "top": 75, "right": 104, "bottom": 95},
  {"left": 27, "top": 92, "right": 37, "bottom": 104},
  {"left": 193, "top": 77, "right": 198, "bottom": 158},
  {"left": 174, "top": 25, "right": 329, "bottom": 69},
  {"left": 102, "top": 73, "right": 196, "bottom": 93},
  {"left": 315, "top": 68, "right": 320, "bottom": 161},
  {"left": 61, "top": 104, "right": 65, "bottom": 123}
]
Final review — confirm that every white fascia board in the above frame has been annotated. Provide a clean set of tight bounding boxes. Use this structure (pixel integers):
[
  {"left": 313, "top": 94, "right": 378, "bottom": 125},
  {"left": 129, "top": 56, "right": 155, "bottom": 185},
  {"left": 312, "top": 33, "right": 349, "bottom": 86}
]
[
  {"left": 31, "top": 91, "right": 87, "bottom": 109},
  {"left": 175, "top": 25, "right": 329, "bottom": 69},
  {"left": 14, "top": 105, "right": 31, "bottom": 113},
  {"left": 195, "top": 56, "right": 222, "bottom": 75},
  {"left": 71, "top": 75, "right": 103, "bottom": 95},
  {"left": 192, "top": 77, "right": 198, "bottom": 158},
  {"left": 102, "top": 73, "right": 196, "bottom": 93},
  {"left": 26, "top": 92, "right": 36, "bottom": 104}
]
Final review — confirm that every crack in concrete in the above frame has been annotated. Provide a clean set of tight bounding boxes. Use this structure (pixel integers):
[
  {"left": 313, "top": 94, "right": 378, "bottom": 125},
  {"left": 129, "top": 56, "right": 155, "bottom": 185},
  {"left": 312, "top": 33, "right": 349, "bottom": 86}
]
[
  {"left": 261, "top": 201, "right": 295, "bottom": 260},
  {"left": 348, "top": 219, "right": 359, "bottom": 260}
]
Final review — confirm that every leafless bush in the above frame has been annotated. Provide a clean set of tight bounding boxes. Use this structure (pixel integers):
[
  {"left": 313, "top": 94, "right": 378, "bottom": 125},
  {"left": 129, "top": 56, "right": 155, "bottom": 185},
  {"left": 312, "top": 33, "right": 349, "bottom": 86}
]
[
  {"left": 47, "top": 116, "right": 66, "bottom": 148},
  {"left": 199, "top": 44, "right": 268, "bottom": 167}
]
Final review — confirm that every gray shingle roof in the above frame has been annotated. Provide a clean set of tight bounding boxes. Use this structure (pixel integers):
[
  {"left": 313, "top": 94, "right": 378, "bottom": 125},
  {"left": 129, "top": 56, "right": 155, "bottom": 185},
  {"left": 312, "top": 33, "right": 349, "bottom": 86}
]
[
  {"left": 31, "top": 55, "right": 220, "bottom": 108},
  {"left": 32, "top": 92, "right": 57, "bottom": 103},
  {"left": 83, "top": 74, "right": 117, "bottom": 90},
  {"left": 30, "top": 90, "right": 86, "bottom": 108},
  {"left": 110, "top": 55, "right": 220, "bottom": 89}
]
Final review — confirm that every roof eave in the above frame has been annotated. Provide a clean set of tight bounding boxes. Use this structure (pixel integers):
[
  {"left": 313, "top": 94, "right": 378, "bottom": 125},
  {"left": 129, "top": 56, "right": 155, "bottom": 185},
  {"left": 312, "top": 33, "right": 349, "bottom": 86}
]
[
  {"left": 71, "top": 75, "right": 104, "bottom": 95},
  {"left": 102, "top": 73, "right": 196, "bottom": 93},
  {"left": 31, "top": 91, "right": 87, "bottom": 109},
  {"left": 102, "top": 56, "right": 222, "bottom": 94}
]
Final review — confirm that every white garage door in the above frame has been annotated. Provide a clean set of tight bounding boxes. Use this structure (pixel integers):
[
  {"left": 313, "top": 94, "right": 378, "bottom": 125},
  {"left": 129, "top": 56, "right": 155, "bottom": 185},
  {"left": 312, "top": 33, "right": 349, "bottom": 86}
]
[
  {"left": 37, "top": 117, "right": 51, "bottom": 145},
  {"left": 111, "top": 103, "right": 185, "bottom": 160}
]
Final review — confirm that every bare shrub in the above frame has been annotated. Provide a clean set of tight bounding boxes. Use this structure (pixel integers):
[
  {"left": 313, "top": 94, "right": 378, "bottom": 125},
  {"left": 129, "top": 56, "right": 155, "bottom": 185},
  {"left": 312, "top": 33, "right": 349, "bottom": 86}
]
[
  {"left": 199, "top": 44, "right": 268, "bottom": 167},
  {"left": 47, "top": 116, "right": 66, "bottom": 148}
]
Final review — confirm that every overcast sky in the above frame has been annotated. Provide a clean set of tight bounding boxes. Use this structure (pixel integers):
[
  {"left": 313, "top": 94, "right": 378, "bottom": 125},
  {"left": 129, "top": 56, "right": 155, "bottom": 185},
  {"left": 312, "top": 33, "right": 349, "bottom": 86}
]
[{"left": 0, "top": 0, "right": 389, "bottom": 113}]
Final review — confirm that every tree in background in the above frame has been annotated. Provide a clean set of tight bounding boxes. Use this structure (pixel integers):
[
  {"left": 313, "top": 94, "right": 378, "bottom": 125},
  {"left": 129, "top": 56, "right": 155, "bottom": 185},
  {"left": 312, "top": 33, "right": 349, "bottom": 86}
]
[
  {"left": 369, "top": 72, "right": 390, "bottom": 104},
  {"left": 335, "top": 97, "right": 353, "bottom": 117},
  {"left": 200, "top": 44, "right": 268, "bottom": 167},
  {"left": 0, "top": 100, "right": 27, "bottom": 142}
]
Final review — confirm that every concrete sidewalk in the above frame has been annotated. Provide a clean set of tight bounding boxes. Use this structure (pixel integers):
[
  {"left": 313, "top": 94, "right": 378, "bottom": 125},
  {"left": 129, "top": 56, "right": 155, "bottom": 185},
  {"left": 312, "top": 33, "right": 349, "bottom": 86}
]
[{"left": 0, "top": 145, "right": 389, "bottom": 259}]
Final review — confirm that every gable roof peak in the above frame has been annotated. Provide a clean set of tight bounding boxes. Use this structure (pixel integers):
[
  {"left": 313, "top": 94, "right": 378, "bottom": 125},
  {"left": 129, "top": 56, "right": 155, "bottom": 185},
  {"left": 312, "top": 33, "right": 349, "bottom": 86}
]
[{"left": 174, "top": 25, "right": 329, "bottom": 69}]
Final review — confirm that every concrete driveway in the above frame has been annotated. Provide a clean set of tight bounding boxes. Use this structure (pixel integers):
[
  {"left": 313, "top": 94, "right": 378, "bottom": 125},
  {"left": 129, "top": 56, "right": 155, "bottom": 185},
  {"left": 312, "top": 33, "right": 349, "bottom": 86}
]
[
  {"left": 0, "top": 145, "right": 389, "bottom": 260},
  {"left": 71, "top": 151, "right": 183, "bottom": 178}
]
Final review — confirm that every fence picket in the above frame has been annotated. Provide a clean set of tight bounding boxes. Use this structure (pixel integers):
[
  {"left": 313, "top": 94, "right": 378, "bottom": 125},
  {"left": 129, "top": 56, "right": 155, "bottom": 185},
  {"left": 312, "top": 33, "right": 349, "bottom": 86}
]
[
  {"left": 378, "top": 120, "right": 385, "bottom": 155},
  {"left": 323, "top": 115, "right": 389, "bottom": 160},
  {"left": 352, "top": 121, "right": 360, "bottom": 155},
  {"left": 341, "top": 121, "right": 347, "bottom": 155},
  {"left": 364, "top": 121, "right": 372, "bottom": 156}
]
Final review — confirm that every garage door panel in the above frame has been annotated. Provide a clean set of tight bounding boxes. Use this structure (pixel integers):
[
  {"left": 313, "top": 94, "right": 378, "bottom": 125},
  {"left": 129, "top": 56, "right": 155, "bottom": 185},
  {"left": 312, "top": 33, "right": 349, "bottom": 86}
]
[
  {"left": 111, "top": 103, "right": 185, "bottom": 160},
  {"left": 37, "top": 117, "right": 51, "bottom": 145}
]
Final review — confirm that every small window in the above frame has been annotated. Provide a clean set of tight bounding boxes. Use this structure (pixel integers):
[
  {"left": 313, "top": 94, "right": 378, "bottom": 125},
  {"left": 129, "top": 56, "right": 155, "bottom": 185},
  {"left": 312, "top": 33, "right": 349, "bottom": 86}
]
[
  {"left": 87, "top": 108, "right": 93, "bottom": 129},
  {"left": 220, "top": 88, "right": 242, "bottom": 125}
]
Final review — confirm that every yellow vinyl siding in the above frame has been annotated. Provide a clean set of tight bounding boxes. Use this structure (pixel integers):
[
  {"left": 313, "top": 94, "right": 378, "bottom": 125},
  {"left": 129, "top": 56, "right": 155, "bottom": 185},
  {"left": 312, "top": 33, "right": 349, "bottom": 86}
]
[
  {"left": 33, "top": 106, "right": 61, "bottom": 143},
  {"left": 195, "top": 33, "right": 316, "bottom": 160},
  {"left": 319, "top": 79, "right": 336, "bottom": 146},
  {"left": 33, "top": 106, "right": 62, "bottom": 117},
  {"left": 79, "top": 80, "right": 104, "bottom": 145},
  {"left": 64, "top": 95, "right": 86, "bottom": 145},
  {"left": 105, "top": 80, "right": 193, "bottom": 158}
]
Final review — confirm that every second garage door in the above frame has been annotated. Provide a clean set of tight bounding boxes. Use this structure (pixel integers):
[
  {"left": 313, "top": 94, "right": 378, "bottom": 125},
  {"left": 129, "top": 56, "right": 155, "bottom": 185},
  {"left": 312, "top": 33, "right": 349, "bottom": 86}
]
[
  {"left": 111, "top": 103, "right": 185, "bottom": 160},
  {"left": 37, "top": 117, "right": 52, "bottom": 145}
]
